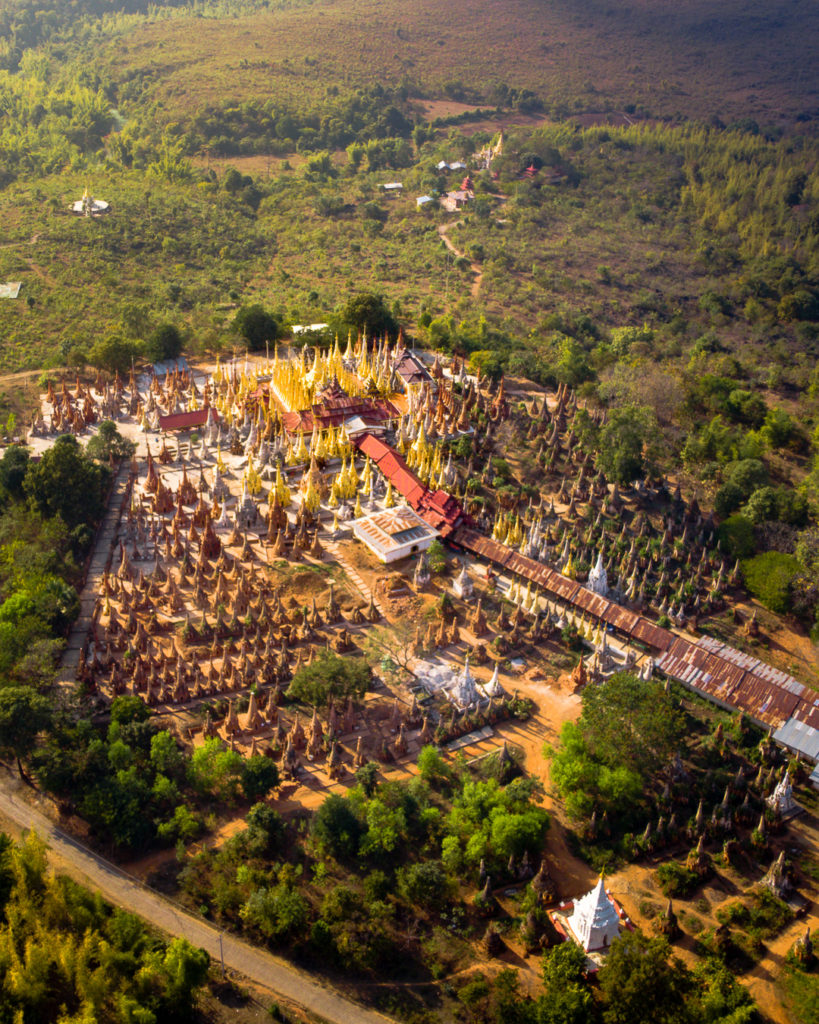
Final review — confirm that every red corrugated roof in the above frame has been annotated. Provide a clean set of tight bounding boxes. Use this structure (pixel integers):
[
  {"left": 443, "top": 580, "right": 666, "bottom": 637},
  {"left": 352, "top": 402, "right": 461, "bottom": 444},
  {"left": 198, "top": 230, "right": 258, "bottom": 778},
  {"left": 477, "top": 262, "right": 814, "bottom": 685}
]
[{"left": 158, "top": 408, "right": 212, "bottom": 431}]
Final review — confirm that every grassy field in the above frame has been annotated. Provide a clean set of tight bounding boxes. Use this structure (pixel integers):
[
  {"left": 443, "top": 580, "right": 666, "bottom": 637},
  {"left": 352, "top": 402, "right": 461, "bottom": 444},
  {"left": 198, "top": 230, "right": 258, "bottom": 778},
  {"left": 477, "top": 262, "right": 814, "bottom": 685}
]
[{"left": 95, "top": 0, "right": 819, "bottom": 128}]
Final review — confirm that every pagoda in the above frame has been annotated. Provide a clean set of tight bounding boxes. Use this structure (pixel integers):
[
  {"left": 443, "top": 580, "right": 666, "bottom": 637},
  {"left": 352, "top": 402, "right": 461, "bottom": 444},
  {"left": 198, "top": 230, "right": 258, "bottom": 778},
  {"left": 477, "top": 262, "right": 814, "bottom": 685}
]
[{"left": 564, "top": 877, "right": 622, "bottom": 952}]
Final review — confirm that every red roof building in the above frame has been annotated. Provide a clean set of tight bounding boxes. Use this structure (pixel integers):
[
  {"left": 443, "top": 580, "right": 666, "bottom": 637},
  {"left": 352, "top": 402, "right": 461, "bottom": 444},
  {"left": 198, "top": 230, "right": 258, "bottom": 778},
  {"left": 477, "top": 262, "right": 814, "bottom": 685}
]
[
  {"left": 354, "top": 434, "right": 465, "bottom": 538},
  {"left": 280, "top": 380, "right": 399, "bottom": 435},
  {"left": 158, "top": 408, "right": 214, "bottom": 431}
]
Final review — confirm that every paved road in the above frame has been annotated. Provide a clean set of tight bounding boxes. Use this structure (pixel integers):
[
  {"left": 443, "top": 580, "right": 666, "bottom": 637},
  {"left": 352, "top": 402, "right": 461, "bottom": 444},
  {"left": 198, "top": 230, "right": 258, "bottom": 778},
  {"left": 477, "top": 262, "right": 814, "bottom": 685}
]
[{"left": 0, "top": 782, "right": 394, "bottom": 1024}]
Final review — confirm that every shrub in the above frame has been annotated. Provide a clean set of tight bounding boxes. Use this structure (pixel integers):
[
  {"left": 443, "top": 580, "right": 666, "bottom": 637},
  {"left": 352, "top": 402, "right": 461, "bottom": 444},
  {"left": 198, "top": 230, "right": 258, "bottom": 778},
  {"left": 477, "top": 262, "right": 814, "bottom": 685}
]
[
  {"left": 657, "top": 861, "right": 700, "bottom": 898},
  {"left": 741, "top": 551, "right": 800, "bottom": 613},
  {"left": 717, "top": 514, "right": 756, "bottom": 558}
]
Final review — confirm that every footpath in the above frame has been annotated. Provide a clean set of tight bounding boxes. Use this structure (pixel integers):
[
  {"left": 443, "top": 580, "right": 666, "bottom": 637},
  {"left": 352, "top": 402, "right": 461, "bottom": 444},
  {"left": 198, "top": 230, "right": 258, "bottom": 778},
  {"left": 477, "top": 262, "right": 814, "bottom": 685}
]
[{"left": 56, "top": 460, "right": 133, "bottom": 690}]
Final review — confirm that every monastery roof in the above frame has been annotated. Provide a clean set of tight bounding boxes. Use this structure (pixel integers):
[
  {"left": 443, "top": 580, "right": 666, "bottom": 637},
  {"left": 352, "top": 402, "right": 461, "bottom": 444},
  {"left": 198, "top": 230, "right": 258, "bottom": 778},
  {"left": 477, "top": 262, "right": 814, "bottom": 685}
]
[
  {"left": 393, "top": 349, "right": 433, "bottom": 385},
  {"left": 352, "top": 506, "right": 439, "bottom": 561},
  {"left": 354, "top": 434, "right": 465, "bottom": 537},
  {"left": 282, "top": 396, "right": 398, "bottom": 434},
  {"left": 354, "top": 506, "right": 435, "bottom": 545},
  {"left": 453, "top": 523, "right": 819, "bottom": 739},
  {"left": 158, "top": 408, "right": 213, "bottom": 431}
]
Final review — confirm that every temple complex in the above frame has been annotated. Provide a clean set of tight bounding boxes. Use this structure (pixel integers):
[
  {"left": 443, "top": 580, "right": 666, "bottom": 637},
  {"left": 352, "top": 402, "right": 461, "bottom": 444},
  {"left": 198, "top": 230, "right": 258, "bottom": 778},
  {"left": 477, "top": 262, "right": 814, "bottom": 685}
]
[{"left": 24, "top": 338, "right": 819, "bottom": 790}]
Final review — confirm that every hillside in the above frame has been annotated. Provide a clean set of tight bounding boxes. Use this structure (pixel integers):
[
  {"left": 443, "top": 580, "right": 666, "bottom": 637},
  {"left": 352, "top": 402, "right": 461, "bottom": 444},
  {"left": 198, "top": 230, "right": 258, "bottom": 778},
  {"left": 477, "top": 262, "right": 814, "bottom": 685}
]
[{"left": 94, "top": 0, "right": 819, "bottom": 128}]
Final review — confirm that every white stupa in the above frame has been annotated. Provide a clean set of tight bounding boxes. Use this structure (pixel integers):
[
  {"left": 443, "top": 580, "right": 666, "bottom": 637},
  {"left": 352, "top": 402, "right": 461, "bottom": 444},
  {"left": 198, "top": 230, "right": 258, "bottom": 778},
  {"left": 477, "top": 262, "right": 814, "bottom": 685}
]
[
  {"left": 481, "top": 662, "right": 505, "bottom": 700},
  {"left": 450, "top": 656, "right": 480, "bottom": 709},
  {"left": 453, "top": 562, "right": 474, "bottom": 600},
  {"left": 587, "top": 551, "right": 608, "bottom": 597},
  {"left": 71, "top": 187, "right": 110, "bottom": 217},
  {"left": 566, "top": 877, "right": 622, "bottom": 952},
  {"left": 767, "top": 772, "right": 801, "bottom": 820}
]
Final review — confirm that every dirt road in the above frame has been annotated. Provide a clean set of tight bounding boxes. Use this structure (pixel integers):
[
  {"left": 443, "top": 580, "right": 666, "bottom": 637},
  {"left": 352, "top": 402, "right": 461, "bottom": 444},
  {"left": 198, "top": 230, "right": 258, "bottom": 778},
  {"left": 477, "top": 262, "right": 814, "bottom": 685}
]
[
  {"left": 438, "top": 220, "right": 483, "bottom": 299},
  {"left": 0, "top": 779, "right": 394, "bottom": 1024}
]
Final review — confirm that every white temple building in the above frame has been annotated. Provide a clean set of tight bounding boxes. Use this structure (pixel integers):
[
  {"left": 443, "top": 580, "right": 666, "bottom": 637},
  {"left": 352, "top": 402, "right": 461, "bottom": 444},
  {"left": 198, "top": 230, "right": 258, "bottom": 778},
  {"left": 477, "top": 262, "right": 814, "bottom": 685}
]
[
  {"left": 352, "top": 506, "right": 439, "bottom": 563},
  {"left": 565, "top": 877, "right": 622, "bottom": 952}
]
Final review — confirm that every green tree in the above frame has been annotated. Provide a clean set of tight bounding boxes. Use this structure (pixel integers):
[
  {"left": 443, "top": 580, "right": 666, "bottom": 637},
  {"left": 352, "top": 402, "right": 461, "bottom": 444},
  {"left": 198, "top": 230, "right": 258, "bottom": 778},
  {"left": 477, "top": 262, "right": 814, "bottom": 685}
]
[
  {"left": 337, "top": 293, "right": 398, "bottom": 338},
  {"left": 427, "top": 538, "right": 447, "bottom": 574},
  {"left": 232, "top": 305, "right": 281, "bottom": 349},
  {"left": 87, "top": 334, "right": 143, "bottom": 374},
  {"left": 580, "top": 672, "right": 683, "bottom": 776},
  {"left": 312, "top": 793, "right": 363, "bottom": 859},
  {"left": 549, "top": 673, "right": 683, "bottom": 818},
  {"left": 716, "top": 514, "right": 755, "bottom": 558},
  {"left": 157, "top": 937, "right": 210, "bottom": 1015},
  {"left": 598, "top": 931, "right": 694, "bottom": 1024},
  {"left": 597, "top": 405, "right": 658, "bottom": 484},
  {"left": 417, "top": 745, "right": 451, "bottom": 789},
  {"left": 0, "top": 446, "right": 30, "bottom": 503},
  {"left": 187, "top": 737, "right": 244, "bottom": 801},
  {"left": 244, "top": 803, "right": 285, "bottom": 856},
  {"left": 145, "top": 323, "right": 183, "bottom": 364},
  {"left": 538, "top": 942, "right": 596, "bottom": 1024},
  {"left": 241, "top": 755, "right": 280, "bottom": 802},
  {"left": 396, "top": 860, "right": 450, "bottom": 910},
  {"left": 86, "top": 420, "right": 136, "bottom": 463},
  {"left": 288, "top": 651, "right": 370, "bottom": 706},
  {"left": 0, "top": 687, "right": 52, "bottom": 779},
  {"left": 241, "top": 883, "right": 309, "bottom": 942},
  {"left": 24, "top": 435, "right": 110, "bottom": 531},
  {"left": 741, "top": 552, "right": 800, "bottom": 614}
]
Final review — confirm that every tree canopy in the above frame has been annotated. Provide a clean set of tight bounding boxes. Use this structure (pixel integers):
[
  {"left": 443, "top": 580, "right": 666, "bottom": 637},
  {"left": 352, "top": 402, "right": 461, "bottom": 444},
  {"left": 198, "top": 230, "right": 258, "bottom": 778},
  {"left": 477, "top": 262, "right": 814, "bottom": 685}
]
[
  {"left": 287, "top": 651, "right": 371, "bottom": 706},
  {"left": 232, "top": 304, "right": 282, "bottom": 349},
  {"left": 336, "top": 292, "right": 398, "bottom": 339},
  {"left": 24, "top": 434, "right": 111, "bottom": 531},
  {"left": 549, "top": 672, "right": 684, "bottom": 819}
]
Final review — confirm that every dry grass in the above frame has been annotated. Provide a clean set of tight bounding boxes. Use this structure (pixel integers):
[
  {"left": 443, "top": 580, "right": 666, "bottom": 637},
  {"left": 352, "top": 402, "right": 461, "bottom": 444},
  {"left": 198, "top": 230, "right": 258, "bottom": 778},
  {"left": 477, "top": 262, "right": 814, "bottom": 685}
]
[{"left": 97, "top": 0, "right": 819, "bottom": 127}]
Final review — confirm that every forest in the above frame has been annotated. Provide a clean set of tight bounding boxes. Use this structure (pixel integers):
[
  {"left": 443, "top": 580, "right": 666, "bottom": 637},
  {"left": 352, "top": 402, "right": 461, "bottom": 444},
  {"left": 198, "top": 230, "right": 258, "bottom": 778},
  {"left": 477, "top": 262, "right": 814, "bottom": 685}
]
[{"left": 0, "top": 831, "right": 209, "bottom": 1023}]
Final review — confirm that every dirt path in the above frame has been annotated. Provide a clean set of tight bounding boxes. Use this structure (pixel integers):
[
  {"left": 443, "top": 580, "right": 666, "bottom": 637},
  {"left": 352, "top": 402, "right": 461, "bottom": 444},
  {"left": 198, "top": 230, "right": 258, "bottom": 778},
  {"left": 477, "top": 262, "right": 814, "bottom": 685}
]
[
  {"left": 56, "top": 461, "right": 133, "bottom": 692},
  {"left": 438, "top": 220, "right": 483, "bottom": 300},
  {"left": 0, "top": 777, "right": 395, "bottom": 1024}
]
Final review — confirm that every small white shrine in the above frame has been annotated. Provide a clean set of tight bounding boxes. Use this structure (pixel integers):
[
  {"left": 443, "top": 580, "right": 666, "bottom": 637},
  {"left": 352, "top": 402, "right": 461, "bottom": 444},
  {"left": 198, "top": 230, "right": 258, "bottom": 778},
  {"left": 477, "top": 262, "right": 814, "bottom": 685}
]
[
  {"left": 566, "top": 877, "right": 622, "bottom": 952},
  {"left": 767, "top": 772, "right": 801, "bottom": 820},
  {"left": 453, "top": 562, "right": 474, "bottom": 600},
  {"left": 71, "top": 188, "right": 110, "bottom": 217},
  {"left": 481, "top": 662, "right": 505, "bottom": 700},
  {"left": 587, "top": 551, "right": 608, "bottom": 597}
]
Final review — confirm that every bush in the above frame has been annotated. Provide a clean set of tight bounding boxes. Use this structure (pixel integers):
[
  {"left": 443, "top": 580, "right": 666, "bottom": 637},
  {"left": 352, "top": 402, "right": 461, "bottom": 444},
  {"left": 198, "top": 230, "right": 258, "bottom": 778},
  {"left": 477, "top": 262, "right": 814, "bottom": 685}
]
[
  {"left": 717, "top": 514, "right": 756, "bottom": 558},
  {"left": 145, "top": 323, "right": 183, "bottom": 363},
  {"left": 741, "top": 551, "right": 800, "bottom": 613},
  {"left": 287, "top": 651, "right": 370, "bottom": 706},
  {"left": 656, "top": 861, "right": 700, "bottom": 898}
]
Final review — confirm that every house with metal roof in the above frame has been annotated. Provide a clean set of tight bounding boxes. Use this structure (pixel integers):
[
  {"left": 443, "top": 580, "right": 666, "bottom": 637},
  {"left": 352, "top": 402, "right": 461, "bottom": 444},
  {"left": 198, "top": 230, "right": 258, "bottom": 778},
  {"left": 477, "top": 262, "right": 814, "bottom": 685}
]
[{"left": 352, "top": 506, "right": 439, "bottom": 563}]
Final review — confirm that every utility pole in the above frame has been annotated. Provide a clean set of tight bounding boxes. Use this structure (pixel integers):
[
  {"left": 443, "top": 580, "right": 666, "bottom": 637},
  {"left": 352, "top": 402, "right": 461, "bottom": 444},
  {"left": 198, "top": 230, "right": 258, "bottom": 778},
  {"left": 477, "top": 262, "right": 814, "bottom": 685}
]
[{"left": 219, "top": 931, "right": 225, "bottom": 978}]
